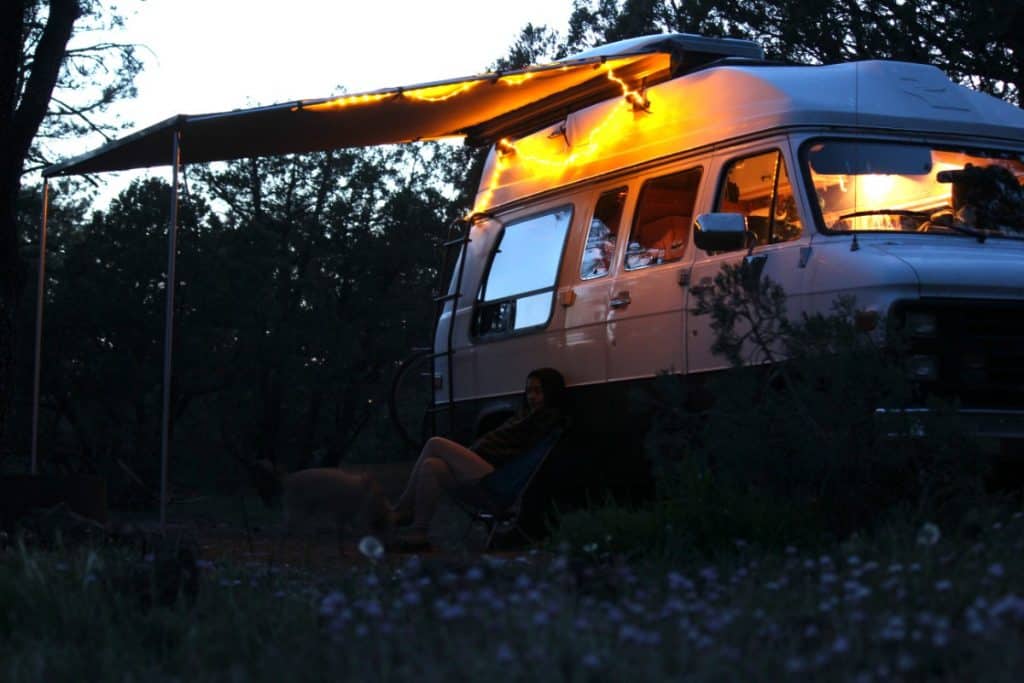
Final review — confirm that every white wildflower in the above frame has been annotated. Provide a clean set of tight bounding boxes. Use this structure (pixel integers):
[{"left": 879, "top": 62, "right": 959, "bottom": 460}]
[
  {"left": 880, "top": 615, "right": 906, "bottom": 641},
  {"left": 361, "top": 599, "right": 382, "bottom": 618},
  {"left": 357, "top": 536, "right": 385, "bottom": 561},
  {"left": 988, "top": 563, "right": 1005, "bottom": 578},
  {"left": 319, "top": 591, "right": 346, "bottom": 617},
  {"left": 917, "top": 522, "right": 941, "bottom": 546},
  {"left": 785, "top": 657, "right": 806, "bottom": 673},
  {"left": 496, "top": 642, "right": 516, "bottom": 663},
  {"left": 897, "top": 653, "right": 916, "bottom": 672},
  {"left": 990, "top": 594, "right": 1024, "bottom": 623},
  {"left": 934, "top": 579, "right": 953, "bottom": 592},
  {"left": 699, "top": 566, "right": 718, "bottom": 582}
]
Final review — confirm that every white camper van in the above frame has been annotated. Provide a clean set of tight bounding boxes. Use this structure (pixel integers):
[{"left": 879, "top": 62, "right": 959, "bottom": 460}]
[{"left": 428, "top": 34, "right": 1024, "bottom": 451}]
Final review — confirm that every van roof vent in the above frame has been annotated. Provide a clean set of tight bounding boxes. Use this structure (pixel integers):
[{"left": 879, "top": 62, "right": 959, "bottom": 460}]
[{"left": 566, "top": 33, "right": 765, "bottom": 77}]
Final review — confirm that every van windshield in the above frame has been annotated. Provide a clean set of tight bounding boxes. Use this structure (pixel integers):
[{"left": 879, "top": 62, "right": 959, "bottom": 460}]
[{"left": 804, "top": 140, "right": 1024, "bottom": 239}]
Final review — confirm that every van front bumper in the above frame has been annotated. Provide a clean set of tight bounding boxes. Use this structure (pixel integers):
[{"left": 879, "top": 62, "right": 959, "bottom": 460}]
[{"left": 874, "top": 407, "right": 1024, "bottom": 440}]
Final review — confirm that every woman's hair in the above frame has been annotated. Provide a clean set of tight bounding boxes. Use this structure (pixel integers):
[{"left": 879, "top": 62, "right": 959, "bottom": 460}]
[{"left": 527, "top": 367, "right": 566, "bottom": 411}]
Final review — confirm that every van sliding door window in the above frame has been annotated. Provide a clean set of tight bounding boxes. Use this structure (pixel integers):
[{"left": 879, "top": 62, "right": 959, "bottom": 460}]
[
  {"left": 475, "top": 207, "right": 572, "bottom": 337},
  {"left": 581, "top": 187, "right": 627, "bottom": 280},
  {"left": 625, "top": 168, "right": 702, "bottom": 270},
  {"left": 717, "top": 150, "right": 803, "bottom": 246}
]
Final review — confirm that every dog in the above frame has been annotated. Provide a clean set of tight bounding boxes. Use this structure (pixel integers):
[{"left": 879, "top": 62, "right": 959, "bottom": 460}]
[{"left": 248, "top": 460, "right": 393, "bottom": 557}]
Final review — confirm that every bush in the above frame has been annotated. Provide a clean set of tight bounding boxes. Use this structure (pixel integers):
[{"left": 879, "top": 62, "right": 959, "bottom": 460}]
[
  {"left": 559, "top": 261, "right": 995, "bottom": 560},
  {"left": 649, "top": 260, "right": 991, "bottom": 544}
]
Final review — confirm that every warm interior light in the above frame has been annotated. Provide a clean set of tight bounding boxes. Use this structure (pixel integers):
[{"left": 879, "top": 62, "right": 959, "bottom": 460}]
[
  {"left": 496, "top": 138, "right": 516, "bottom": 155},
  {"left": 860, "top": 174, "right": 895, "bottom": 202}
]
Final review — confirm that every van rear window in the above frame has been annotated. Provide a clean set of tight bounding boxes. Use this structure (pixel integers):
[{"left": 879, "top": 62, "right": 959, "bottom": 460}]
[
  {"left": 626, "top": 168, "right": 702, "bottom": 270},
  {"left": 475, "top": 207, "right": 572, "bottom": 336},
  {"left": 581, "top": 187, "right": 627, "bottom": 280}
]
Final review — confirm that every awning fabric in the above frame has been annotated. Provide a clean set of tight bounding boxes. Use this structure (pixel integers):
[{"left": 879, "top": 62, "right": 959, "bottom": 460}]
[{"left": 43, "top": 33, "right": 763, "bottom": 177}]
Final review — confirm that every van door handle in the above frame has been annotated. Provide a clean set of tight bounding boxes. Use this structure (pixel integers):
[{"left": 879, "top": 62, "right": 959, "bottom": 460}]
[{"left": 610, "top": 291, "right": 632, "bottom": 308}]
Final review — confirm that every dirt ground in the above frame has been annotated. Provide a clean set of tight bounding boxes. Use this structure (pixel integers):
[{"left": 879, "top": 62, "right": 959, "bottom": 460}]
[{"left": 156, "top": 462, "right": 502, "bottom": 569}]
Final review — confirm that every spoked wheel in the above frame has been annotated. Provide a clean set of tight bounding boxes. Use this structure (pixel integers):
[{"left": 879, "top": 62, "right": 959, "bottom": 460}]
[{"left": 388, "top": 349, "right": 434, "bottom": 453}]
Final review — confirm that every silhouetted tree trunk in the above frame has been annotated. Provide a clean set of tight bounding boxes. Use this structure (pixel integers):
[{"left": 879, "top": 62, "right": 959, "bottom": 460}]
[{"left": 0, "top": 0, "right": 79, "bottom": 458}]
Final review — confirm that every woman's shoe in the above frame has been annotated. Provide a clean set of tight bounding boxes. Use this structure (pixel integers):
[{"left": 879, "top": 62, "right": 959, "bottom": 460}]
[
  {"left": 390, "top": 505, "right": 414, "bottom": 528},
  {"left": 394, "top": 527, "right": 431, "bottom": 551}
]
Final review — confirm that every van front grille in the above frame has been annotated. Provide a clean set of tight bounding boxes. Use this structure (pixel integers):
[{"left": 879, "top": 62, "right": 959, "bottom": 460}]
[{"left": 900, "top": 299, "right": 1024, "bottom": 407}]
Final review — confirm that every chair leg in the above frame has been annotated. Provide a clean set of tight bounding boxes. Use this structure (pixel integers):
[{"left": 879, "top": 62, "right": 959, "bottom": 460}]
[
  {"left": 483, "top": 521, "right": 500, "bottom": 551},
  {"left": 513, "top": 524, "right": 536, "bottom": 546},
  {"left": 461, "top": 513, "right": 479, "bottom": 545}
]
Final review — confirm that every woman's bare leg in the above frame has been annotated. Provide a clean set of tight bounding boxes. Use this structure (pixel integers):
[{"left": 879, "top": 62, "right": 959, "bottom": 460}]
[
  {"left": 394, "top": 437, "right": 494, "bottom": 524},
  {"left": 409, "top": 458, "right": 454, "bottom": 532}
]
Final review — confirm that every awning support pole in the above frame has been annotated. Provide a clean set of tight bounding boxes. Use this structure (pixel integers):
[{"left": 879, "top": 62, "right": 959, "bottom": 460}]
[
  {"left": 160, "top": 131, "right": 181, "bottom": 531},
  {"left": 30, "top": 180, "right": 50, "bottom": 476}
]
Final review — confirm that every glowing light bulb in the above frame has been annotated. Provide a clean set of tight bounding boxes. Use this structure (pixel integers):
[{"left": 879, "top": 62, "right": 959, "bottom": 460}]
[{"left": 860, "top": 174, "right": 895, "bottom": 202}]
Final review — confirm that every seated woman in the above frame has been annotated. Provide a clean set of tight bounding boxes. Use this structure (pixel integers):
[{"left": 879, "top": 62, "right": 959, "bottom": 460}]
[{"left": 392, "top": 367, "right": 566, "bottom": 548}]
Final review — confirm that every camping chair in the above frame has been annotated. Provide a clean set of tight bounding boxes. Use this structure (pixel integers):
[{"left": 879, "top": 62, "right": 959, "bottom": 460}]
[{"left": 451, "top": 425, "right": 566, "bottom": 551}]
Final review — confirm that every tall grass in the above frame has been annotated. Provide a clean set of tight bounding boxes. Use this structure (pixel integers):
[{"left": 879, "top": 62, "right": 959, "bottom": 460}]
[{"left": 2, "top": 505, "right": 1024, "bottom": 682}]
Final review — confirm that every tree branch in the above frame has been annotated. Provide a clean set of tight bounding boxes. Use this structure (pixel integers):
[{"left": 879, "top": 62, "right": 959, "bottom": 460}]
[
  {"left": 50, "top": 95, "right": 114, "bottom": 140},
  {"left": 12, "top": 0, "right": 81, "bottom": 165}
]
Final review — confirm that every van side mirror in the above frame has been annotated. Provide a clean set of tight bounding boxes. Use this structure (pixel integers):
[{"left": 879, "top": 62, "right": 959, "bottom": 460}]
[{"left": 693, "top": 213, "right": 748, "bottom": 252}]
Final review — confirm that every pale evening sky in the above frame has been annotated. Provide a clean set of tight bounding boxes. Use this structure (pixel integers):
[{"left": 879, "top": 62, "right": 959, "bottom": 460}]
[{"left": 78, "top": 0, "right": 577, "bottom": 155}]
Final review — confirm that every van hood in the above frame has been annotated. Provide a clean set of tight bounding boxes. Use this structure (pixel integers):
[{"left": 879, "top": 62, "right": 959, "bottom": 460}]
[{"left": 874, "top": 237, "right": 1024, "bottom": 299}]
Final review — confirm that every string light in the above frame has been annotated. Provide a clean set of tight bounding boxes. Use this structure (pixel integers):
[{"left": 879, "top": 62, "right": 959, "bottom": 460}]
[
  {"left": 404, "top": 81, "right": 479, "bottom": 102},
  {"left": 292, "top": 58, "right": 659, "bottom": 215},
  {"left": 472, "top": 64, "right": 655, "bottom": 213},
  {"left": 496, "top": 138, "right": 516, "bottom": 155},
  {"left": 625, "top": 90, "right": 650, "bottom": 112},
  {"left": 299, "top": 91, "right": 395, "bottom": 111},
  {"left": 306, "top": 65, "right": 549, "bottom": 111}
]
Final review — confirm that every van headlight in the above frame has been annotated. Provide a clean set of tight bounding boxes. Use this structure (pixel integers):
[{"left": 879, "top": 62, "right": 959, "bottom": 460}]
[
  {"left": 905, "top": 311, "right": 938, "bottom": 337},
  {"left": 907, "top": 354, "right": 939, "bottom": 381}
]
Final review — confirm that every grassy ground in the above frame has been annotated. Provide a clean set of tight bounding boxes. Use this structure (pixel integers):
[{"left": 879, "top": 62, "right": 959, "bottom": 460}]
[{"left": 2, "top": 498, "right": 1023, "bottom": 681}]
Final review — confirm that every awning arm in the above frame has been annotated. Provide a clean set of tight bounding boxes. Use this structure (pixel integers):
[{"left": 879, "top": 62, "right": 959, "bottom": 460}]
[
  {"left": 159, "top": 130, "right": 181, "bottom": 531},
  {"left": 30, "top": 179, "right": 50, "bottom": 475}
]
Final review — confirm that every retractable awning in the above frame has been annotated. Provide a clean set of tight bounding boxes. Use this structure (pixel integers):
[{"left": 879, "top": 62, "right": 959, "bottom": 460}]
[
  {"left": 43, "top": 55, "right": 667, "bottom": 177},
  {"left": 43, "top": 33, "right": 764, "bottom": 177}
]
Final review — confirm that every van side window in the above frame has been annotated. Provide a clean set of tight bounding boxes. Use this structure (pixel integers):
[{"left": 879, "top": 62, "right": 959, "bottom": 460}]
[
  {"left": 580, "top": 187, "right": 626, "bottom": 280},
  {"left": 625, "top": 168, "right": 701, "bottom": 270},
  {"left": 717, "top": 151, "right": 803, "bottom": 246},
  {"left": 475, "top": 207, "right": 572, "bottom": 336}
]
